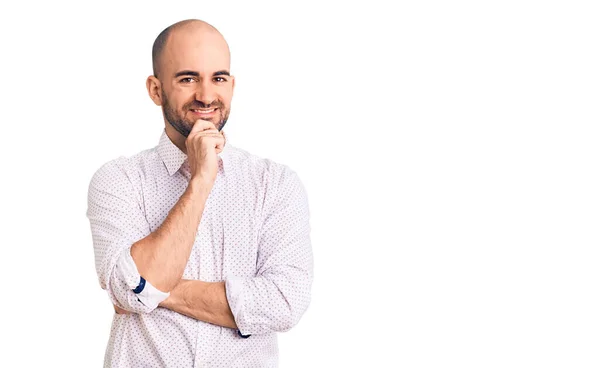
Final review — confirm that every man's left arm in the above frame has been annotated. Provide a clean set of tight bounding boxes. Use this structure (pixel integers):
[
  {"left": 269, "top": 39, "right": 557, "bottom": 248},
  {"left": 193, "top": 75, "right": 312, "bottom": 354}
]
[
  {"left": 159, "top": 280, "right": 237, "bottom": 328},
  {"left": 158, "top": 168, "right": 313, "bottom": 335}
]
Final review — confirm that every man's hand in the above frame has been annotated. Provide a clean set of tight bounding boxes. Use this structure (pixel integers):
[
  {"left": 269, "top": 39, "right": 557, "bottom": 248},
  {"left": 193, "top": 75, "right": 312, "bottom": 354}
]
[
  {"left": 113, "top": 304, "right": 131, "bottom": 315},
  {"left": 185, "top": 120, "right": 225, "bottom": 187}
]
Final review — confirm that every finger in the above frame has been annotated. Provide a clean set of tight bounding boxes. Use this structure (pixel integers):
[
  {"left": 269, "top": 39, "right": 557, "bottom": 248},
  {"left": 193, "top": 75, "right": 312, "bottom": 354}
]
[
  {"left": 194, "top": 134, "right": 224, "bottom": 145},
  {"left": 216, "top": 131, "right": 226, "bottom": 153},
  {"left": 186, "top": 131, "right": 221, "bottom": 145},
  {"left": 215, "top": 135, "right": 225, "bottom": 152},
  {"left": 189, "top": 130, "right": 220, "bottom": 138},
  {"left": 114, "top": 304, "right": 130, "bottom": 314},
  {"left": 189, "top": 119, "right": 217, "bottom": 135}
]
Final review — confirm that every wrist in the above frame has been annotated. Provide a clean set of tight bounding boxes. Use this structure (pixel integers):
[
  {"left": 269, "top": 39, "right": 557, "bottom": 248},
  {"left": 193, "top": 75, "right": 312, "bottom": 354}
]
[
  {"left": 159, "top": 294, "right": 174, "bottom": 308},
  {"left": 187, "top": 176, "right": 213, "bottom": 196},
  {"left": 159, "top": 280, "right": 189, "bottom": 309}
]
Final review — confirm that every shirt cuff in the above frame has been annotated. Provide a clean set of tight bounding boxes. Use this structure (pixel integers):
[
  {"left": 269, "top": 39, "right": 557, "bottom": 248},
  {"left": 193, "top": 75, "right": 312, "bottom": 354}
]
[
  {"left": 226, "top": 276, "right": 252, "bottom": 337},
  {"left": 115, "top": 247, "right": 170, "bottom": 309}
]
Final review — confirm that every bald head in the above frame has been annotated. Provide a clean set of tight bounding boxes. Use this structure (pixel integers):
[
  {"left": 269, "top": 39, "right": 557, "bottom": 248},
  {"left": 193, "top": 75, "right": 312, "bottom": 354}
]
[
  {"left": 152, "top": 19, "right": 230, "bottom": 79},
  {"left": 146, "top": 19, "right": 235, "bottom": 140}
]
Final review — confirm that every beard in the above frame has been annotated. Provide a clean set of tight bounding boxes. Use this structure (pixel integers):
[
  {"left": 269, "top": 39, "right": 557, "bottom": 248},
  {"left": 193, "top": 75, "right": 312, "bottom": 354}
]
[{"left": 161, "top": 88, "right": 230, "bottom": 137}]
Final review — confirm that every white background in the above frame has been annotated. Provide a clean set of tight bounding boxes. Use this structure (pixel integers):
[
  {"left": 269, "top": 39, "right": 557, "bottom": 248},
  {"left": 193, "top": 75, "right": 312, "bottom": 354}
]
[{"left": 0, "top": 0, "right": 599, "bottom": 367}]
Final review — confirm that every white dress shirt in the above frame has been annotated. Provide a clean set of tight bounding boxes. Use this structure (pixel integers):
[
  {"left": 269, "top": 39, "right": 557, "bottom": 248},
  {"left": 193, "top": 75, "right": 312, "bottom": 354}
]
[{"left": 86, "top": 130, "right": 313, "bottom": 367}]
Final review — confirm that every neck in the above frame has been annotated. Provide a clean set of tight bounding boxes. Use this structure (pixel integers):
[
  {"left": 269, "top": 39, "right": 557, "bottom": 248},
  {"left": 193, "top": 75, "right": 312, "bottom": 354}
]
[{"left": 165, "top": 124, "right": 188, "bottom": 154}]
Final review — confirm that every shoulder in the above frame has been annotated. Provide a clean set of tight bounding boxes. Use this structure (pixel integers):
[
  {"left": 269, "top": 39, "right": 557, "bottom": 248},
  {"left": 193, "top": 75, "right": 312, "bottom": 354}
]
[
  {"left": 225, "top": 145, "right": 306, "bottom": 199},
  {"left": 226, "top": 145, "right": 302, "bottom": 183},
  {"left": 88, "top": 148, "right": 157, "bottom": 192}
]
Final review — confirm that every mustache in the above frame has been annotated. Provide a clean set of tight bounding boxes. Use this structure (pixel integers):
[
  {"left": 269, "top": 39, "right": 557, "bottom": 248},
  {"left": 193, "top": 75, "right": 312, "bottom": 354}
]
[{"left": 185, "top": 100, "right": 224, "bottom": 110}]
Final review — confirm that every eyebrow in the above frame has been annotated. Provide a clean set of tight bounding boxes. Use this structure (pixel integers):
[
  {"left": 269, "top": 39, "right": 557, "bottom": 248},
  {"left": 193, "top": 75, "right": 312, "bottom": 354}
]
[
  {"left": 174, "top": 70, "right": 231, "bottom": 78},
  {"left": 174, "top": 70, "right": 199, "bottom": 78},
  {"left": 213, "top": 70, "right": 231, "bottom": 77}
]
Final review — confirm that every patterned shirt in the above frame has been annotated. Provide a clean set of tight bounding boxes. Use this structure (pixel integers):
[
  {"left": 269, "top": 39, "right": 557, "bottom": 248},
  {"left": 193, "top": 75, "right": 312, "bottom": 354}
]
[{"left": 86, "top": 130, "right": 313, "bottom": 367}]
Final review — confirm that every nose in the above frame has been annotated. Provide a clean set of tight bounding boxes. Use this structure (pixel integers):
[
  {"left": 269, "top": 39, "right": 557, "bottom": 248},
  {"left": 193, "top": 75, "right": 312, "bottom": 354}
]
[{"left": 195, "top": 79, "right": 217, "bottom": 106}]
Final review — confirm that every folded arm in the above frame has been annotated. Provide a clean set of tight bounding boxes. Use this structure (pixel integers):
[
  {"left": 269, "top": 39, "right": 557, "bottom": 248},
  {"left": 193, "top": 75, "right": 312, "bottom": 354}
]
[
  {"left": 87, "top": 160, "right": 211, "bottom": 313},
  {"left": 129, "top": 176, "right": 211, "bottom": 292},
  {"left": 159, "top": 280, "right": 237, "bottom": 328},
  {"left": 158, "top": 168, "right": 313, "bottom": 335}
]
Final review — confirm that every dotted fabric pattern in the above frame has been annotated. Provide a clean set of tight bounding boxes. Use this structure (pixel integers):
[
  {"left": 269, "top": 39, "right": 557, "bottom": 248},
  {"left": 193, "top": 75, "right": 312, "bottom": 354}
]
[{"left": 86, "top": 130, "right": 313, "bottom": 368}]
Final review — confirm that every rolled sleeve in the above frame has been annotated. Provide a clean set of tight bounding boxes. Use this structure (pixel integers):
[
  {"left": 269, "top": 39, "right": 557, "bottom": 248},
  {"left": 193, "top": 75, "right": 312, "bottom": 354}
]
[
  {"left": 87, "top": 159, "right": 168, "bottom": 314},
  {"left": 115, "top": 247, "right": 169, "bottom": 310},
  {"left": 226, "top": 169, "right": 313, "bottom": 335}
]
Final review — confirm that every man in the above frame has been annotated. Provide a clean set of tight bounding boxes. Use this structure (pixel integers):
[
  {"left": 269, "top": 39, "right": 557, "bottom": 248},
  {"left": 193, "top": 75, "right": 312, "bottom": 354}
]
[{"left": 86, "top": 19, "right": 313, "bottom": 367}]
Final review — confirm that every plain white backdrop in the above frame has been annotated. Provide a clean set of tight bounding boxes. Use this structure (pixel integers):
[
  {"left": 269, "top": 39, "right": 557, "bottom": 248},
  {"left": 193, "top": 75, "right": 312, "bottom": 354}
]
[{"left": 1, "top": 0, "right": 599, "bottom": 367}]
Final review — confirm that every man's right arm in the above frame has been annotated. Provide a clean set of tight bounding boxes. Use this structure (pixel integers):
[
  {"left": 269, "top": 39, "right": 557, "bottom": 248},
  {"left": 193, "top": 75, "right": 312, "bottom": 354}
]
[
  {"left": 95, "top": 175, "right": 209, "bottom": 314},
  {"left": 130, "top": 176, "right": 210, "bottom": 292},
  {"left": 88, "top": 163, "right": 207, "bottom": 313},
  {"left": 87, "top": 120, "right": 224, "bottom": 313},
  {"left": 131, "top": 121, "right": 223, "bottom": 292}
]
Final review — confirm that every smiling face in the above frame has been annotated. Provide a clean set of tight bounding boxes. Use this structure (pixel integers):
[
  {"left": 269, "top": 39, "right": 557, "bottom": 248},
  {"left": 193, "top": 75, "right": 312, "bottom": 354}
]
[{"left": 148, "top": 21, "right": 235, "bottom": 140}]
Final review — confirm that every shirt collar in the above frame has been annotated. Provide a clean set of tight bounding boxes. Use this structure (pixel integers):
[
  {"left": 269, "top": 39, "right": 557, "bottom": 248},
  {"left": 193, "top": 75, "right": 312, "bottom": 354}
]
[{"left": 157, "top": 129, "right": 232, "bottom": 176}]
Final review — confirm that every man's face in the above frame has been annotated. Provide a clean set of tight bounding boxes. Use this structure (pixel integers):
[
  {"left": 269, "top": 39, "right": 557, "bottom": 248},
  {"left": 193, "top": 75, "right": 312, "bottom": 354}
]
[{"left": 159, "top": 28, "right": 234, "bottom": 136}]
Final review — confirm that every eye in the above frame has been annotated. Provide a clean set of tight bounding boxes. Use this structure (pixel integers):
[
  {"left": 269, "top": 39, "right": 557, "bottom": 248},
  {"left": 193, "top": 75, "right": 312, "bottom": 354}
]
[
  {"left": 180, "top": 77, "right": 195, "bottom": 83},
  {"left": 214, "top": 77, "right": 227, "bottom": 83}
]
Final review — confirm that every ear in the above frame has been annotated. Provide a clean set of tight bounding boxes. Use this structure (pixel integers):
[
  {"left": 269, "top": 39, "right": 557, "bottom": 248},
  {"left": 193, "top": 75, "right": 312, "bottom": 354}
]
[
  {"left": 231, "top": 75, "right": 236, "bottom": 91},
  {"left": 146, "top": 76, "right": 162, "bottom": 106}
]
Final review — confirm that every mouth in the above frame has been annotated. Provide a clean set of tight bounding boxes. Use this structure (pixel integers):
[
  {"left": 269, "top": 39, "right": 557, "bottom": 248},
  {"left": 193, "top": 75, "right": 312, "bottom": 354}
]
[{"left": 190, "top": 108, "right": 218, "bottom": 118}]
